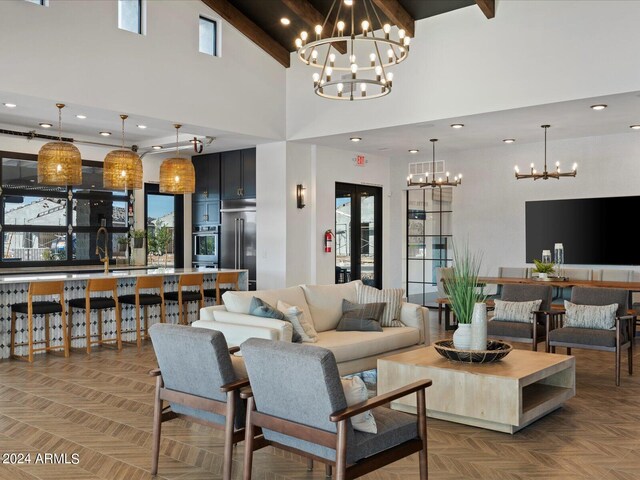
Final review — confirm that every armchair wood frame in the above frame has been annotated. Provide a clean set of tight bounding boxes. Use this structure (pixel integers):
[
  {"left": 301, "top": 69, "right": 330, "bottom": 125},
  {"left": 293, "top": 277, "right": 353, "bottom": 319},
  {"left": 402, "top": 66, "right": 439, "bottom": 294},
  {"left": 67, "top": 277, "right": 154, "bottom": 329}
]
[
  {"left": 490, "top": 310, "right": 553, "bottom": 351},
  {"left": 149, "top": 347, "right": 250, "bottom": 480},
  {"left": 10, "top": 281, "right": 69, "bottom": 362},
  {"left": 241, "top": 379, "right": 432, "bottom": 480},
  {"left": 548, "top": 312, "right": 634, "bottom": 386}
]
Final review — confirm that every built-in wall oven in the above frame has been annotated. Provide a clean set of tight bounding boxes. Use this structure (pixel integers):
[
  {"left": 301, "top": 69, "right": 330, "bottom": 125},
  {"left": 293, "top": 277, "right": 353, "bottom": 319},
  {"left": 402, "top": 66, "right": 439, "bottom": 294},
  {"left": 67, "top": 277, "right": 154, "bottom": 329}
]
[{"left": 192, "top": 226, "right": 219, "bottom": 268}]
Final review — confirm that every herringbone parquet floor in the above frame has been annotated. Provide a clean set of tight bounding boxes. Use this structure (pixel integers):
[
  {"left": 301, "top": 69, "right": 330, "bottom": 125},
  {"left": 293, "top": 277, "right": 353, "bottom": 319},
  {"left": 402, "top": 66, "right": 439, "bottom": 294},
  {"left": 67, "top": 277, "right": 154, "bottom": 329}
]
[{"left": 0, "top": 313, "right": 638, "bottom": 480}]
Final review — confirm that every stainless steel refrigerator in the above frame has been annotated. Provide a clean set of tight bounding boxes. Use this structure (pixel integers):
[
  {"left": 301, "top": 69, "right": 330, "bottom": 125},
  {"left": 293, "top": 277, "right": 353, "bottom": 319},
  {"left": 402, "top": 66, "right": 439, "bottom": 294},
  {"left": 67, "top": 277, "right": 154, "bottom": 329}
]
[{"left": 220, "top": 199, "right": 256, "bottom": 290}]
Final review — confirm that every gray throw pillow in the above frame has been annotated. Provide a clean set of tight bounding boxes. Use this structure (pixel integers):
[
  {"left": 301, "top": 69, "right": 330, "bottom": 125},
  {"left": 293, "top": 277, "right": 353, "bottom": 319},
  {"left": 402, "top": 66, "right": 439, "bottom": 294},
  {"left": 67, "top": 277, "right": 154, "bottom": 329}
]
[
  {"left": 249, "top": 297, "right": 302, "bottom": 342},
  {"left": 336, "top": 299, "right": 385, "bottom": 332}
]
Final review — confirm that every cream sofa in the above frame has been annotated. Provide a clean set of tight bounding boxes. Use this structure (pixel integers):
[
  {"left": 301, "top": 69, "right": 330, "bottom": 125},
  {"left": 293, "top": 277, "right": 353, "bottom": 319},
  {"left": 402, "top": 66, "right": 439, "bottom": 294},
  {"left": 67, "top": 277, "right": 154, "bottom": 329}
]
[{"left": 192, "top": 280, "right": 429, "bottom": 375}]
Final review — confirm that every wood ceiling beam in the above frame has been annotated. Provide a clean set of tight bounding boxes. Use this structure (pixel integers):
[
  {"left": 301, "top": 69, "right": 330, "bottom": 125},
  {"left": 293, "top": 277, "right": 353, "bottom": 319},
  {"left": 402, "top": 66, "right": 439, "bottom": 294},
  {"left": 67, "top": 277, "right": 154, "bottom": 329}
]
[
  {"left": 370, "top": 0, "right": 414, "bottom": 38},
  {"left": 281, "top": 0, "right": 347, "bottom": 54},
  {"left": 475, "top": 0, "right": 495, "bottom": 19},
  {"left": 200, "top": 0, "right": 290, "bottom": 67}
]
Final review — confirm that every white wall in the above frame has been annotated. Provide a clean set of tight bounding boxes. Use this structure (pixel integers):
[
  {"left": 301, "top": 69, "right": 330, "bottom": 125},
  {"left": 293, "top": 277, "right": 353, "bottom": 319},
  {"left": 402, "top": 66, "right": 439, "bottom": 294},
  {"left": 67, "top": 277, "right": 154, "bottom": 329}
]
[
  {"left": 286, "top": 0, "right": 640, "bottom": 141},
  {"left": 0, "top": 0, "right": 285, "bottom": 140},
  {"left": 389, "top": 132, "right": 640, "bottom": 285}
]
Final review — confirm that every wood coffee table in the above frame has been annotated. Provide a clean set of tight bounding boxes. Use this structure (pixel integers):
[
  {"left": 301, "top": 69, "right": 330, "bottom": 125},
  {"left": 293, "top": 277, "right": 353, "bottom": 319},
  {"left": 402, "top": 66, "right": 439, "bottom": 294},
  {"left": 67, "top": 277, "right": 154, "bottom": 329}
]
[{"left": 378, "top": 347, "right": 575, "bottom": 434}]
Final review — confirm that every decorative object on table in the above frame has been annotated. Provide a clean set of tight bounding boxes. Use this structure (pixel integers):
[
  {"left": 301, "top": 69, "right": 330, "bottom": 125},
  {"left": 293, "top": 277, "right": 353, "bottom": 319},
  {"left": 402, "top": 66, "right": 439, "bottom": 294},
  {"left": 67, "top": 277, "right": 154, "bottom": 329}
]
[
  {"left": 554, "top": 242, "right": 564, "bottom": 277},
  {"left": 38, "top": 103, "right": 82, "bottom": 186},
  {"left": 407, "top": 139, "right": 462, "bottom": 188},
  {"left": 103, "top": 114, "right": 143, "bottom": 190},
  {"left": 469, "top": 302, "right": 488, "bottom": 351},
  {"left": 542, "top": 249, "right": 552, "bottom": 264},
  {"left": 132, "top": 229, "right": 146, "bottom": 249},
  {"left": 514, "top": 125, "right": 577, "bottom": 180},
  {"left": 447, "top": 243, "right": 486, "bottom": 350},
  {"left": 294, "top": 0, "right": 411, "bottom": 101},
  {"left": 159, "top": 124, "right": 196, "bottom": 194},
  {"left": 532, "top": 259, "right": 555, "bottom": 280},
  {"left": 433, "top": 339, "right": 513, "bottom": 363}
]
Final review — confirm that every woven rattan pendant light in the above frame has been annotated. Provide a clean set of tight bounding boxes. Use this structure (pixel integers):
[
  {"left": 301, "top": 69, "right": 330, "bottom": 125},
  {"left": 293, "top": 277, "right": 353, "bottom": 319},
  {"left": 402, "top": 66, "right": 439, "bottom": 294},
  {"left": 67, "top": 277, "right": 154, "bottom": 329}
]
[
  {"left": 37, "top": 103, "right": 82, "bottom": 186},
  {"left": 103, "top": 115, "right": 143, "bottom": 190},
  {"left": 159, "top": 124, "right": 195, "bottom": 194}
]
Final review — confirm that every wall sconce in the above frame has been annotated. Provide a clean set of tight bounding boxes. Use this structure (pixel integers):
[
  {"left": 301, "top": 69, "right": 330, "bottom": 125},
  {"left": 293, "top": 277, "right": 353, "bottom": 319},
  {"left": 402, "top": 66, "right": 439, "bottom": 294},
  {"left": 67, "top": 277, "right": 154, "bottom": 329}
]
[{"left": 296, "top": 184, "right": 306, "bottom": 209}]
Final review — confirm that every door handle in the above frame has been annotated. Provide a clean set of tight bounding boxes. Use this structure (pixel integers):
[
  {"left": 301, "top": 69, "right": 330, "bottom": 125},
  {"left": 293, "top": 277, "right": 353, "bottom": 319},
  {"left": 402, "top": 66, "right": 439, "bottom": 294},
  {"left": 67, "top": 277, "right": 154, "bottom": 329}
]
[
  {"left": 234, "top": 218, "right": 239, "bottom": 269},
  {"left": 239, "top": 218, "right": 244, "bottom": 269}
]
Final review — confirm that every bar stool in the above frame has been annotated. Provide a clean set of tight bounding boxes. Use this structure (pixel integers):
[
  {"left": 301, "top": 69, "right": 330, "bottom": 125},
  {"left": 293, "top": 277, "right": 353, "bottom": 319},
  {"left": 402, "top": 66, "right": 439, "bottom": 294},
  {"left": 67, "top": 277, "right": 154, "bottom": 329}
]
[
  {"left": 118, "top": 276, "right": 165, "bottom": 347},
  {"left": 10, "top": 281, "right": 69, "bottom": 362},
  {"left": 68, "top": 278, "right": 122, "bottom": 353},
  {"left": 164, "top": 273, "right": 204, "bottom": 325},
  {"left": 204, "top": 271, "right": 240, "bottom": 305}
]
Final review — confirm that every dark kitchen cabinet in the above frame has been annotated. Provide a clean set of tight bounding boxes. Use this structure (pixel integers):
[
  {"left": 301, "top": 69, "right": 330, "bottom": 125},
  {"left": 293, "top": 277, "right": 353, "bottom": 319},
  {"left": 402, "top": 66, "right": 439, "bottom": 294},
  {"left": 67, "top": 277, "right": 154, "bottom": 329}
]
[
  {"left": 193, "top": 153, "right": 220, "bottom": 202},
  {"left": 221, "top": 148, "right": 256, "bottom": 200},
  {"left": 193, "top": 199, "right": 220, "bottom": 226}
]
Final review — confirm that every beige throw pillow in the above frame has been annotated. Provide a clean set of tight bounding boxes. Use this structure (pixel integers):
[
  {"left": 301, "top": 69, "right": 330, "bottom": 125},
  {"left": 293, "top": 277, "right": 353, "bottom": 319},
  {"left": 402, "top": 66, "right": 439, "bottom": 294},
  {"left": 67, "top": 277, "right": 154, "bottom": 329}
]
[
  {"left": 276, "top": 300, "right": 318, "bottom": 343},
  {"left": 493, "top": 299, "right": 542, "bottom": 323},
  {"left": 340, "top": 376, "right": 377, "bottom": 434},
  {"left": 563, "top": 301, "right": 618, "bottom": 330},
  {"left": 357, "top": 284, "right": 404, "bottom": 327}
]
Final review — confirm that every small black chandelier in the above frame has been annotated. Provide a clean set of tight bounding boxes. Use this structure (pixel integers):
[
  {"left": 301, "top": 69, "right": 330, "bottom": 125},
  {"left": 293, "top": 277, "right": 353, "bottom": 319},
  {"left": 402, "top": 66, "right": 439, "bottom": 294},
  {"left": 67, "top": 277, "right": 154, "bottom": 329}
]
[{"left": 407, "top": 139, "right": 462, "bottom": 188}]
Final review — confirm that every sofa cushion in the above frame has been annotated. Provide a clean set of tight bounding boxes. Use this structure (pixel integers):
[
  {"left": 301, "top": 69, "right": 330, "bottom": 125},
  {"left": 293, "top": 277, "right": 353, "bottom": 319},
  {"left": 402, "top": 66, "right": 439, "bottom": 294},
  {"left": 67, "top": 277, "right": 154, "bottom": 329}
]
[
  {"left": 493, "top": 299, "right": 542, "bottom": 323},
  {"left": 200, "top": 310, "right": 293, "bottom": 342},
  {"left": 301, "top": 281, "right": 361, "bottom": 332},
  {"left": 277, "top": 300, "right": 318, "bottom": 343},
  {"left": 336, "top": 300, "right": 385, "bottom": 332},
  {"left": 341, "top": 376, "right": 377, "bottom": 433},
  {"left": 222, "top": 286, "right": 312, "bottom": 326},
  {"left": 315, "top": 327, "right": 420, "bottom": 363},
  {"left": 357, "top": 284, "right": 404, "bottom": 327}
]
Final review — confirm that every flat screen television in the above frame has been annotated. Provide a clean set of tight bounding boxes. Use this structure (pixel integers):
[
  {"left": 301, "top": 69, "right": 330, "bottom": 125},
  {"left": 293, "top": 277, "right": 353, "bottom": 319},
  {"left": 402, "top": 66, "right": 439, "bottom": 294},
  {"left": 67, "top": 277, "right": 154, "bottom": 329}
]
[{"left": 525, "top": 196, "right": 640, "bottom": 265}]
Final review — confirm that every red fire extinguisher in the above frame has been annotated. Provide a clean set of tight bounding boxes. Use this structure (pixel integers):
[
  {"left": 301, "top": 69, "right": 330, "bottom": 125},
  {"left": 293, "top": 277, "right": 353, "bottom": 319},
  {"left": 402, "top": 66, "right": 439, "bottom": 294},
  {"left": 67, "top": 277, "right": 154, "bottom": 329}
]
[{"left": 324, "top": 229, "right": 334, "bottom": 253}]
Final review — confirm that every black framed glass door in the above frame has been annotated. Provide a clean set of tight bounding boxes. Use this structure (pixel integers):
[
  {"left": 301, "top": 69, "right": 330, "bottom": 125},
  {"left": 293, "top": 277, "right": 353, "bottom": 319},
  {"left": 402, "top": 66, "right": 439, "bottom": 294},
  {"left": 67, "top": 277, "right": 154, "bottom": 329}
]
[
  {"left": 335, "top": 182, "right": 382, "bottom": 288},
  {"left": 144, "top": 183, "right": 184, "bottom": 268}
]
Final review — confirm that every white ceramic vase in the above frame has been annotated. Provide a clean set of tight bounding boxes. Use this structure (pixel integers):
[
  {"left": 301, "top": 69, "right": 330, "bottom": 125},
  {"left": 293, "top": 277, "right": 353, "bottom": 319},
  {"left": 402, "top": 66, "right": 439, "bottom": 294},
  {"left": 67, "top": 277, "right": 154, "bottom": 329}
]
[
  {"left": 538, "top": 272, "right": 548, "bottom": 280},
  {"left": 470, "top": 302, "right": 488, "bottom": 351},
  {"left": 452, "top": 323, "right": 473, "bottom": 350}
]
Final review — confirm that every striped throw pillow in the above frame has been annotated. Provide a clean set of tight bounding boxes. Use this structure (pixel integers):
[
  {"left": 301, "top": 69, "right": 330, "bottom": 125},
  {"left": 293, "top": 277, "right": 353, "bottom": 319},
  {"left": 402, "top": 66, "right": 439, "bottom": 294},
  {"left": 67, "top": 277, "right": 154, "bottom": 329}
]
[
  {"left": 564, "top": 301, "right": 618, "bottom": 330},
  {"left": 357, "top": 284, "right": 404, "bottom": 327},
  {"left": 493, "top": 299, "right": 542, "bottom": 323}
]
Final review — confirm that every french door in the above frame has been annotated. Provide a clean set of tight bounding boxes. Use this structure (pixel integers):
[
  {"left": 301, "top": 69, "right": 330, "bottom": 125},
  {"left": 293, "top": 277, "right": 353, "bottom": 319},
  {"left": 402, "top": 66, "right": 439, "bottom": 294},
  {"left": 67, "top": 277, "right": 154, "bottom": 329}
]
[{"left": 335, "top": 183, "right": 382, "bottom": 288}]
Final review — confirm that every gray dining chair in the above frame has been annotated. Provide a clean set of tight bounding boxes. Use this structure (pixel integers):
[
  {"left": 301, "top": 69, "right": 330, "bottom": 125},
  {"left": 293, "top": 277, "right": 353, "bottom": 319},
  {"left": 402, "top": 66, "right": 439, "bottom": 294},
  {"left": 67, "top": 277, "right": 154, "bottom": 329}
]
[
  {"left": 148, "top": 324, "right": 249, "bottom": 479},
  {"left": 487, "top": 284, "right": 553, "bottom": 351},
  {"left": 552, "top": 268, "right": 593, "bottom": 305},
  {"left": 547, "top": 287, "right": 634, "bottom": 386},
  {"left": 239, "top": 338, "right": 431, "bottom": 480}
]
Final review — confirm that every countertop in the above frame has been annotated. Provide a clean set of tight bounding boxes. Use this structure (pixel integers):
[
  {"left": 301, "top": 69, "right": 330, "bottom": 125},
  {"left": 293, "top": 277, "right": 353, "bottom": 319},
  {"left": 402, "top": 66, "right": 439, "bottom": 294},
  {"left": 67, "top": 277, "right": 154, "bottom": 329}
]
[{"left": 0, "top": 267, "right": 248, "bottom": 284}]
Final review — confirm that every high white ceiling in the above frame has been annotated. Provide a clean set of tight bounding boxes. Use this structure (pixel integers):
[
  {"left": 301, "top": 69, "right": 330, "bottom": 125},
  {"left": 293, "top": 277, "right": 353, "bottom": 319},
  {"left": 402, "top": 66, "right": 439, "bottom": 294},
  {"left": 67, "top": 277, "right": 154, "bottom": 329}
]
[{"left": 294, "top": 90, "right": 640, "bottom": 157}]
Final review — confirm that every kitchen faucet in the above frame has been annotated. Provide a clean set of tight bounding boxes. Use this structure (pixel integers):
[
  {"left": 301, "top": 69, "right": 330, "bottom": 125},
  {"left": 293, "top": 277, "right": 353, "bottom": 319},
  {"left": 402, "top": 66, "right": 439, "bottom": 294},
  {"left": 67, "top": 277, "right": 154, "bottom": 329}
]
[{"left": 96, "top": 226, "right": 109, "bottom": 274}]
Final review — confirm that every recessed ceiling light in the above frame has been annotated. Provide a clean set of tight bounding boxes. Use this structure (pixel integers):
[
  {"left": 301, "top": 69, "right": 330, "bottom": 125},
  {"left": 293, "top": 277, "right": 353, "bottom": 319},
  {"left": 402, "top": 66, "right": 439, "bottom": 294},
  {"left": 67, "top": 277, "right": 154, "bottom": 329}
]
[
  {"left": 137, "top": 124, "right": 147, "bottom": 129},
  {"left": 3, "top": 103, "right": 16, "bottom": 108},
  {"left": 350, "top": 137, "right": 362, "bottom": 142},
  {"left": 39, "top": 123, "right": 53, "bottom": 128},
  {"left": 590, "top": 104, "right": 607, "bottom": 110},
  {"left": 630, "top": 125, "right": 640, "bottom": 130},
  {"left": 99, "top": 131, "right": 111, "bottom": 136},
  {"left": 450, "top": 123, "right": 464, "bottom": 129},
  {"left": 280, "top": 17, "right": 290, "bottom": 26},
  {"left": 503, "top": 139, "right": 516, "bottom": 144},
  {"left": 344, "top": 0, "right": 353, "bottom": 5},
  {"left": 152, "top": 145, "right": 163, "bottom": 150},
  {"left": 76, "top": 114, "right": 87, "bottom": 119},
  {"left": 408, "top": 149, "right": 419, "bottom": 154}
]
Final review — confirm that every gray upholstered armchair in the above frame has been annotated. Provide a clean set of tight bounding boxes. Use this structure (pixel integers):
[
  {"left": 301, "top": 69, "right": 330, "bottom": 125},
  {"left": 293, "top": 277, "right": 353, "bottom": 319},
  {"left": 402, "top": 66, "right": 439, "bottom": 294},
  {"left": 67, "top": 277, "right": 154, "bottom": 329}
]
[
  {"left": 487, "top": 284, "right": 553, "bottom": 351},
  {"left": 548, "top": 287, "right": 634, "bottom": 386},
  {"left": 240, "top": 339, "right": 431, "bottom": 480},
  {"left": 148, "top": 324, "right": 249, "bottom": 479}
]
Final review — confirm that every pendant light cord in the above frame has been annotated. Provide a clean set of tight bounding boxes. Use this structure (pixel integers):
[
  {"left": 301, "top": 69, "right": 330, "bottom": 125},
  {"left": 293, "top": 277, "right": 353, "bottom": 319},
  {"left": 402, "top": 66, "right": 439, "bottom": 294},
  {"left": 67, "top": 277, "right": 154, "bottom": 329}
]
[{"left": 57, "top": 105, "right": 62, "bottom": 141}]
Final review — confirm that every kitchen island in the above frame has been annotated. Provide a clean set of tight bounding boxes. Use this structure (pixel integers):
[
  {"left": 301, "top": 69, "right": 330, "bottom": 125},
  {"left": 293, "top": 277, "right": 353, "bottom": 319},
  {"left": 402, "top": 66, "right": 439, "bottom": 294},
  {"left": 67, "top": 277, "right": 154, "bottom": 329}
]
[{"left": 0, "top": 267, "right": 248, "bottom": 360}]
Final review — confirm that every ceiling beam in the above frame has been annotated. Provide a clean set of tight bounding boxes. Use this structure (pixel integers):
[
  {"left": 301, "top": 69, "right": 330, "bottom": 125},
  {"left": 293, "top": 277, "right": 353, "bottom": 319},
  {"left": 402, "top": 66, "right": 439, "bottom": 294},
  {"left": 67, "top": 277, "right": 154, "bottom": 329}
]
[
  {"left": 475, "top": 0, "right": 495, "bottom": 19},
  {"left": 201, "top": 0, "right": 290, "bottom": 67},
  {"left": 370, "top": 0, "right": 414, "bottom": 38},
  {"left": 281, "top": 0, "right": 347, "bottom": 54}
]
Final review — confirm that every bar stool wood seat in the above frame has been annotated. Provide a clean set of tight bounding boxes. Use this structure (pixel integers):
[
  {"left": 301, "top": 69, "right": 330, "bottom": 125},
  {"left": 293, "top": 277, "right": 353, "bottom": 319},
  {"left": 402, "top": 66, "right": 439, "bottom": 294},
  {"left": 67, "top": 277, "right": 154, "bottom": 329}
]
[
  {"left": 204, "top": 271, "right": 240, "bottom": 305},
  {"left": 10, "top": 281, "right": 69, "bottom": 362},
  {"left": 118, "top": 276, "right": 165, "bottom": 348},
  {"left": 68, "top": 278, "right": 122, "bottom": 354},
  {"left": 164, "top": 273, "right": 204, "bottom": 325}
]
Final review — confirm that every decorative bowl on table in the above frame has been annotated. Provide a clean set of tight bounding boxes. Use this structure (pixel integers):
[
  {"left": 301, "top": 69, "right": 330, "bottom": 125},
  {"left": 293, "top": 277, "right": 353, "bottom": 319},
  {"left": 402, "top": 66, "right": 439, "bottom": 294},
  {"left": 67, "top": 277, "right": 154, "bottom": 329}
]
[{"left": 433, "top": 340, "right": 513, "bottom": 364}]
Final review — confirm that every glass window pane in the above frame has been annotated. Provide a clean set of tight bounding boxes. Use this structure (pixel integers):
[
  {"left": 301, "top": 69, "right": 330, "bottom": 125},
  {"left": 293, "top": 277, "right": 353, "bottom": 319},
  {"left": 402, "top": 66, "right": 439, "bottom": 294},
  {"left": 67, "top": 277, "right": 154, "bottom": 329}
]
[
  {"left": 2, "top": 157, "right": 65, "bottom": 192},
  {"left": 118, "top": 0, "right": 141, "bottom": 34},
  {"left": 24, "top": 0, "right": 46, "bottom": 5},
  {"left": 146, "top": 194, "right": 175, "bottom": 267},
  {"left": 4, "top": 196, "right": 67, "bottom": 226},
  {"left": 3, "top": 232, "right": 66, "bottom": 262},
  {"left": 335, "top": 190, "right": 352, "bottom": 283},
  {"left": 73, "top": 199, "right": 128, "bottom": 228},
  {"left": 199, "top": 17, "right": 216, "bottom": 55}
]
